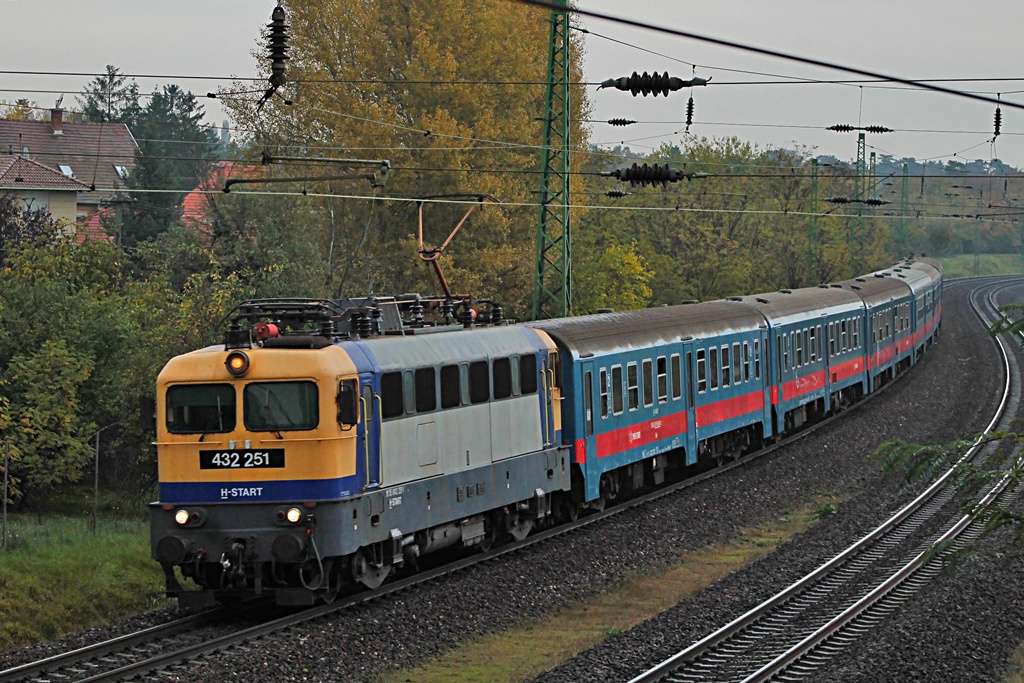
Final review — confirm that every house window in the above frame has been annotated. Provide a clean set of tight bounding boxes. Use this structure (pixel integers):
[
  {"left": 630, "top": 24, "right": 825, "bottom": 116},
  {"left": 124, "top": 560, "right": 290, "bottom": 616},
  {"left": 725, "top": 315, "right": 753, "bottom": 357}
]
[
  {"left": 113, "top": 164, "right": 129, "bottom": 180},
  {"left": 58, "top": 164, "right": 74, "bottom": 177}
]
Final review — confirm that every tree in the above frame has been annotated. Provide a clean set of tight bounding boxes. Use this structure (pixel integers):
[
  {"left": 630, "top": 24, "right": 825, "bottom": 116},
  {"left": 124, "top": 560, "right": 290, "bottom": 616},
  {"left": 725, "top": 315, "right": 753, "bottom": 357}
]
[
  {"left": 219, "top": 0, "right": 591, "bottom": 316},
  {"left": 76, "top": 65, "right": 142, "bottom": 125},
  {"left": 0, "top": 98, "right": 42, "bottom": 121},
  {"left": 0, "top": 340, "right": 94, "bottom": 506},
  {"left": 0, "top": 194, "right": 64, "bottom": 264}
]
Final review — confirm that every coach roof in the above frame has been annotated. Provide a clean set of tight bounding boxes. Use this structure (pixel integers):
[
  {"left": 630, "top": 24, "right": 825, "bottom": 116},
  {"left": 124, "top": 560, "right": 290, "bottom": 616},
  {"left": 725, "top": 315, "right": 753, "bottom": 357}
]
[{"left": 529, "top": 301, "right": 765, "bottom": 359}]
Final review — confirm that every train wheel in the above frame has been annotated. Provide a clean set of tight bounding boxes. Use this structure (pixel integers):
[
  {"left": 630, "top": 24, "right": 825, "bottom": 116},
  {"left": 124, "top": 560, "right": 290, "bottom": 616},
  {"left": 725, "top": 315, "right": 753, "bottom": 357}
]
[{"left": 351, "top": 549, "right": 390, "bottom": 590}]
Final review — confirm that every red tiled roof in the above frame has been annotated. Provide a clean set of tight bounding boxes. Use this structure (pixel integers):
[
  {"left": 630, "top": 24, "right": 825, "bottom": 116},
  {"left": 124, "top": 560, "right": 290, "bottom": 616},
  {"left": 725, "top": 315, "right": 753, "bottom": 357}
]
[
  {"left": 75, "top": 207, "right": 116, "bottom": 244},
  {"left": 0, "top": 115, "right": 136, "bottom": 203},
  {"left": 181, "top": 161, "right": 263, "bottom": 234},
  {"left": 0, "top": 154, "right": 91, "bottom": 191}
]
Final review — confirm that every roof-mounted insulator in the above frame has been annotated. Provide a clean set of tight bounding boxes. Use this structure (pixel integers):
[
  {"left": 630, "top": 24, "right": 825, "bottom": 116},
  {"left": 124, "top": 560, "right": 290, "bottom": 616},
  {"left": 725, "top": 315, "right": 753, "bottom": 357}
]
[
  {"left": 598, "top": 71, "right": 710, "bottom": 97},
  {"left": 608, "top": 118, "right": 637, "bottom": 127}
]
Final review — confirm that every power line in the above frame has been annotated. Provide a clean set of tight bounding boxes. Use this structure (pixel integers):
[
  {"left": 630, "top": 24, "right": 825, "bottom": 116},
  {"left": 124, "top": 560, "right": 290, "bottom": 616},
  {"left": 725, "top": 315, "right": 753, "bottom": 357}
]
[{"left": 513, "top": 0, "right": 1023, "bottom": 112}]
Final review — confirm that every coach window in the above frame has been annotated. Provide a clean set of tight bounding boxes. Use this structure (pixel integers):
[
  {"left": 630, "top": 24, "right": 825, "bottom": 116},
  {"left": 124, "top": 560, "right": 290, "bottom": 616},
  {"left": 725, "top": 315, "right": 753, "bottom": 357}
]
[
  {"left": 795, "top": 331, "right": 803, "bottom": 367},
  {"left": 600, "top": 368, "right": 609, "bottom": 418},
  {"left": 809, "top": 327, "right": 816, "bottom": 362},
  {"left": 493, "top": 357, "right": 513, "bottom": 400},
  {"left": 671, "top": 354, "right": 682, "bottom": 400},
  {"left": 782, "top": 334, "right": 789, "bottom": 370},
  {"left": 657, "top": 357, "right": 668, "bottom": 403},
  {"left": 743, "top": 342, "right": 750, "bottom": 382},
  {"left": 380, "top": 371, "right": 404, "bottom": 419},
  {"left": 853, "top": 319, "right": 859, "bottom": 348},
  {"left": 818, "top": 325, "right": 823, "bottom": 359},
  {"left": 469, "top": 360, "right": 490, "bottom": 404},
  {"left": 829, "top": 322, "right": 835, "bottom": 356},
  {"left": 841, "top": 319, "right": 848, "bottom": 352},
  {"left": 885, "top": 313, "right": 890, "bottom": 339},
  {"left": 441, "top": 365, "right": 460, "bottom": 409},
  {"left": 721, "top": 346, "right": 731, "bottom": 387},
  {"left": 627, "top": 362, "right": 639, "bottom": 410},
  {"left": 732, "top": 343, "right": 741, "bottom": 384},
  {"left": 520, "top": 354, "right": 538, "bottom": 395},
  {"left": 697, "top": 349, "right": 707, "bottom": 393},
  {"left": 754, "top": 339, "right": 761, "bottom": 380},
  {"left": 612, "top": 365, "right": 624, "bottom": 415},
  {"left": 642, "top": 359, "right": 654, "bottom": 407},
  {"left": 803, "top": 329, "right": 811, "bottom": 363},
  {"left": 710, "top": 347, "right": 719, "bottom": 390}
]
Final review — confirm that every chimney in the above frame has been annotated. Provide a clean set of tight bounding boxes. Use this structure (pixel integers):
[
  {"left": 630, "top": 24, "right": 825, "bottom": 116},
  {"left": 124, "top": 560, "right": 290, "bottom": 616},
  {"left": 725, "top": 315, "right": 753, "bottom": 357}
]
[{"left": 51, "top": 108, "right": 64, "bottom": 135}]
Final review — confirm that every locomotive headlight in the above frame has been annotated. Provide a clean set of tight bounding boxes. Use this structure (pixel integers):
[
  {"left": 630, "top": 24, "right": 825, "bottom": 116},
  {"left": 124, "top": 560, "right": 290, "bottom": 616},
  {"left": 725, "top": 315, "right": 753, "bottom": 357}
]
[
  {"left": 286, "top": 507, "right": 303, "bottom": 524},
  {"left": 225, "top": 351, "right": 250, "bottom": 377},
  {"left": 174, "top": 509, "right": 190, "bottom": 525}
]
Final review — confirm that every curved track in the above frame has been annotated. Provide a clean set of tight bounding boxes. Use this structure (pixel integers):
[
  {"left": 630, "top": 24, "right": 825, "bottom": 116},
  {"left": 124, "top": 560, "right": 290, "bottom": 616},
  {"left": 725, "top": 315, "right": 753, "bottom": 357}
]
[
  {"left": 0, "top": 279, "right": 994, "bottom": 683},
  {"left": 625, "top": 276, "right": 1024, "bottom": 683}
]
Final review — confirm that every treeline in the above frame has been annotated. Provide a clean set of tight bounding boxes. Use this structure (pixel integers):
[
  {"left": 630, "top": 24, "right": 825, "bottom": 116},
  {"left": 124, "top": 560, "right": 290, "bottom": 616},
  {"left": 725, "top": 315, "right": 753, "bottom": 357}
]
[{"left": 1, "top": 0, "right": 1021, "bottom": 511}]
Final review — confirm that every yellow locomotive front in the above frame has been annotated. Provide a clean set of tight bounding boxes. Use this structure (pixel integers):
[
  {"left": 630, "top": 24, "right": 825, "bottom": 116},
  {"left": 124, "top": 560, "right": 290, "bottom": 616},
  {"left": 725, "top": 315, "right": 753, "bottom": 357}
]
[{"left": 149, "top": 334, "right": 366, "bottom": 605}]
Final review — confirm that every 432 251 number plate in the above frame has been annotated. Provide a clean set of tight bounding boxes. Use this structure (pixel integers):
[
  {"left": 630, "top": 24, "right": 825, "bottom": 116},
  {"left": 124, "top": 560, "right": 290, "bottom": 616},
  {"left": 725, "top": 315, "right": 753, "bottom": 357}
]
[{"left": 199, "top": 449, "right": 285, "bottom": 469}]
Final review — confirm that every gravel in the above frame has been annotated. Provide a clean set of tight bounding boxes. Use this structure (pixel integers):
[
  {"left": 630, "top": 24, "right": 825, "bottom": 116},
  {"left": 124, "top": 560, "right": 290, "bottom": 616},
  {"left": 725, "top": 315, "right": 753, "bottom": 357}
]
[{"left": 1, "top": 279, "right": 1014, "bottom": 683}]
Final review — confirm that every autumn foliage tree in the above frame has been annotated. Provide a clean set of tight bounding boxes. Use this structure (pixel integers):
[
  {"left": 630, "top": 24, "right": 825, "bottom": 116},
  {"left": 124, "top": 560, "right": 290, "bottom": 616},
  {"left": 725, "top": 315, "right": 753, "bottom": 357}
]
[{"left": 219, "top": 0, "right": 591, "bottom": 316}]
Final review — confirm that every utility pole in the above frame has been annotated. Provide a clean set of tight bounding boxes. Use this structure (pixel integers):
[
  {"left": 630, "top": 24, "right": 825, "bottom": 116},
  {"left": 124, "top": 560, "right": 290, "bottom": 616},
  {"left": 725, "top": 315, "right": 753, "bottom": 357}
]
[
  {"left": 532, "top": 0, "right": 572, "bottom": 320},
  {"left": 808, "top": 158, "right": 819, "bottom": 275},
  {"left": 897, "top": 163, "right": 910, "bottom": 256},
  {"left": 851, "top": 133, "right": 867, "bottom": 271}
]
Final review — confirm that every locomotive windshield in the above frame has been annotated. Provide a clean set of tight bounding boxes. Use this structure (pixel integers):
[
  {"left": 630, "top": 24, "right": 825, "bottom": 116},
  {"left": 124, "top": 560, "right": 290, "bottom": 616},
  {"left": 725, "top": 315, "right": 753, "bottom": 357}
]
[
  {"left": 243, "top": 381, "right": 319, "bottom": 431},
  {"left": 166, "top": 384, "right": 236, "bottom": 433}
]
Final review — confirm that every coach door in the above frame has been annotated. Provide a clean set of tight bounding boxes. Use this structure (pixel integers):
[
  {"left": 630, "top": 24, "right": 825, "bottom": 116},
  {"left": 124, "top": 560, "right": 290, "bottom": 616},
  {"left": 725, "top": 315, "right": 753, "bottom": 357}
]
[
  {"left": 359, "top": 372, "right": 381, "bottom": 489},
  {"left": 581, "top": 361, "right": 597, "bottom": 463},
  {"left": 682, "top": 341, "right": 698, "bottom": 466}
]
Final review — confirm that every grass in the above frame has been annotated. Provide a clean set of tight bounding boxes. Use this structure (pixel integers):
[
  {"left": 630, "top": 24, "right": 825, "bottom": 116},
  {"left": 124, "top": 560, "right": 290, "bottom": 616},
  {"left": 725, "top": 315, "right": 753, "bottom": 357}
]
[
  {"left": 0, "top": 512, "right": 171, "bottom": 653},
  {"left": 1005, "top": 644, "right": 1024, "bottom": 683},
  {"left": 383, "top": 495, "right": 844, "bottom": 683},
  {"left": 937, "top": 254, "right": 1024, "bottom": 279}
]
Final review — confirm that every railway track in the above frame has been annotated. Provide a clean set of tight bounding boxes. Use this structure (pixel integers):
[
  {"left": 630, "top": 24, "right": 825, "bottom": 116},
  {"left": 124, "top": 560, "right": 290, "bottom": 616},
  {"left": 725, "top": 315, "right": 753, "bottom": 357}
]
[
  {"left": 0, "top": 281, "right": 990, "bottom": 683},
  {"left": 625, "top": 277, "right": 1024, "bottom": 683}
]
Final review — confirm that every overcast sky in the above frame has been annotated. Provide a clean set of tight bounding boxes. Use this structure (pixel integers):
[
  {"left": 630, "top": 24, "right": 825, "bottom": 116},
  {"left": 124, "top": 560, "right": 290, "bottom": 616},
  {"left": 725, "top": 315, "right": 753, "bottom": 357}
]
[{"left": 2, "top": 1, "right": 1022, "bottom": 167}]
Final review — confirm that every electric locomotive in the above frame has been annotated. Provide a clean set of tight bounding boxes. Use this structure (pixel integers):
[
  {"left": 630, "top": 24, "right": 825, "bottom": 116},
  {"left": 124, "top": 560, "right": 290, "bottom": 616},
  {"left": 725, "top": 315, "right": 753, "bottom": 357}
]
[{"left": 150, "top": 258, "right": 942, "bottom": 606}]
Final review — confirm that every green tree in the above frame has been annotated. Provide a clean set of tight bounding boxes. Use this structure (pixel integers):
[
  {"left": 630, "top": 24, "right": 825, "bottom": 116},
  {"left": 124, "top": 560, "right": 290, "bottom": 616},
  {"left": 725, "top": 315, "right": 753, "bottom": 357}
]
[
  {"left": 122, "top": 84, "right": 220, "bottom": 246},
  {"left": 76, "top": 65, "right": 142, "bottom": 125},
  {"left": 1, "top": 340, "right": 94, "bottom": 505},
  {"left": 0, "top": 98, "right": 42, "bottom": 121},
  {"left": 0, "top": 195, "right": 64, "bottom": 264}
]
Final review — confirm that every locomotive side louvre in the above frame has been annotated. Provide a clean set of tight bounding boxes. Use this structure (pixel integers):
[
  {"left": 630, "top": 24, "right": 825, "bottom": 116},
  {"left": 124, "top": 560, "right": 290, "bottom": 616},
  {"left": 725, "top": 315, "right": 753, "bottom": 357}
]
[{"left": 730, "top": 288, "right": 866, "bottom": 435}]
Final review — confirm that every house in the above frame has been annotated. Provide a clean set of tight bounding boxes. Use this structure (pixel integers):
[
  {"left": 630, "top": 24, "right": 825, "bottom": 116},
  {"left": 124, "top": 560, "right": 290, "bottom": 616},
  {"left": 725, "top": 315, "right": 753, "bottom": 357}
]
[
  {"left": 0, "top": 153, "right": 91, "bottom": 229},
  {"left": 181, "top": 161, "right": 264, "bottom": 240},
  {"left": 0, "top": 107, "right": 136, "bottom": 223}
]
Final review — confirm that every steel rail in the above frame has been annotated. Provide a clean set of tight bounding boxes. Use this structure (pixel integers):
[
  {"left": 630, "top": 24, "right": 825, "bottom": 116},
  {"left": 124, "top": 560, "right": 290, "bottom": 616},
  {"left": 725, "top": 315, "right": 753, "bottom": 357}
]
[{"left": 627, "top": 276, "right": 1024, "bottom": 683}]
